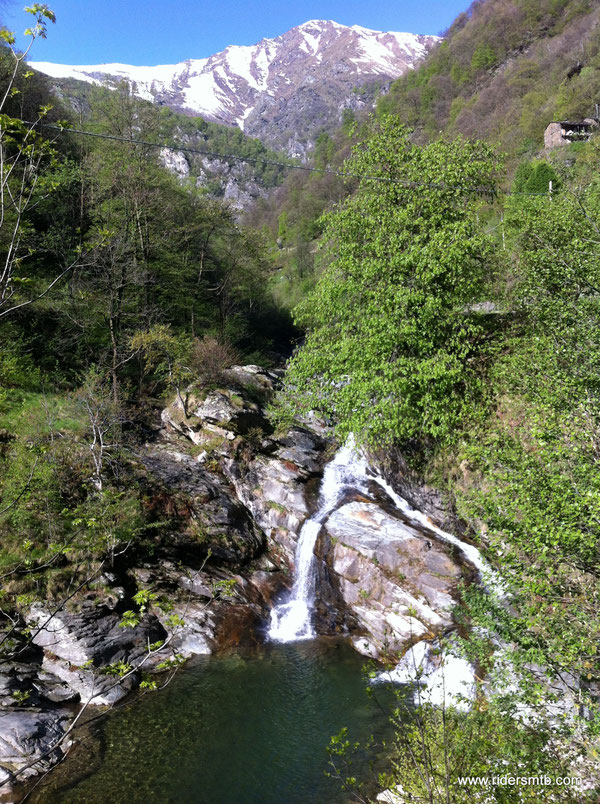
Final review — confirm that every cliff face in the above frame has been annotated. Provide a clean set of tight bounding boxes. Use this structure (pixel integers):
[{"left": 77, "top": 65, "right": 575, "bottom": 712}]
[{"left": 30, "top": 20, "right": 439, "bottom": 156}]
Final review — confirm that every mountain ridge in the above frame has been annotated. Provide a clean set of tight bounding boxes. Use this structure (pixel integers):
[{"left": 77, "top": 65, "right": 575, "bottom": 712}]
[{"left": 30, "top": 19, "right": 439, "bottom": 155}]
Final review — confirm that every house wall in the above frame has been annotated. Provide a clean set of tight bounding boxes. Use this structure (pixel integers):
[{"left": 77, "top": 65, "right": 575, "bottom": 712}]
[{"left": 544, "top": 122, "right": 566, "bottom": 149}]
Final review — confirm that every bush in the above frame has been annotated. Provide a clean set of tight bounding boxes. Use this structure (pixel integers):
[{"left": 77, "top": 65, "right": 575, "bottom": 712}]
[{"left": 190, "top": 336, "right": 239, "bottom": 388}]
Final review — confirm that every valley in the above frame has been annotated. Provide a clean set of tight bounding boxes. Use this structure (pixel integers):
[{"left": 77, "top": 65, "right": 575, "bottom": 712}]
[{"left": 0, "top": 0, "right": 600, "bottom": 801}]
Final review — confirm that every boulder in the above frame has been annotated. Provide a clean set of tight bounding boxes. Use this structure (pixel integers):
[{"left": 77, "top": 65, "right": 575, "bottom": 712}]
[{"left": 325, "top": 502, "right": 463, "bottom": 657}]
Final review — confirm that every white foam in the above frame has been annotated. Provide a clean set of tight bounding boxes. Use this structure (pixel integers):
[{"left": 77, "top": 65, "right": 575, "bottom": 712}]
[{"left": 376, "top": 640, "right": 477, "bottom": 710}]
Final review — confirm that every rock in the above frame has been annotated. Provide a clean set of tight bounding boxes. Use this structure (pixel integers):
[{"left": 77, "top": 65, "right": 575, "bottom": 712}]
[
  {"left": 26, "top": 603, "right": 167, "bottom": 705},
  {"left": 158, "top": 366, "right": 328, "bottom": 572},
  {"left": 324, "top": 502, "right": 463, "bottom": 657},
  {"left": 0, "top": 646, "right": 80, "bottom": 710},
  {"left": 224, "top": 453, "right": 310, "bottom": 563},
  {"left": 161, "top": 365, "right": 276, "bottom": 445},
  {"left": 32, "top": 671, "right": 80, "bottom": 704},
  {"left": 38, "top": 656, "right": 137, "bottom": 706},
  {"left": 276, "top": 427, "right": 326, "bottom": 474},
  {"left": 128, "top": 561, "right": 275, "bottom": 658},
  {"left": 161, "top": 600, "right": 217, "bottom": 658},
  {"left": 0, "top": 709, "right": 72, "bottom": 778},
  {"left": 377, "top": 785, "right": 408, "bottom": 804},
  {"left": 141, "top": 445, "right": 265, "bottom": 567}
]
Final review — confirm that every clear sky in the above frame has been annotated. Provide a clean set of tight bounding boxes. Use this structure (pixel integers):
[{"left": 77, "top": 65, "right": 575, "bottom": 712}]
[{"left": 2, "top": 0, "right": 468, "bottom": 66}]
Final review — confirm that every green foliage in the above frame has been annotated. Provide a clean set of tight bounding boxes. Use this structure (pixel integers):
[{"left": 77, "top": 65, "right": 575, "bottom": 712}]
[
  {"left": 278, "top": 117, "right": 501, "bottom": 445},
  {"left": 378, "top": 699, "right": 583, "bottom": 802},
  {"left": 471, "top": 41, "right": 497, "bottom": 71},
  {"left": 512, "top": 159, "right": 560, "bottom": 194},
  {"left": 451, "top": 181, "right": 600, "bottom": 679}
]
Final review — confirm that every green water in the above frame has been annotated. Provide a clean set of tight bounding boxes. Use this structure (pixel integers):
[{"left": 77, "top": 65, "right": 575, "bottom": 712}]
[{"left": 33, "top": 639, "right": 397, "bottom": 804}]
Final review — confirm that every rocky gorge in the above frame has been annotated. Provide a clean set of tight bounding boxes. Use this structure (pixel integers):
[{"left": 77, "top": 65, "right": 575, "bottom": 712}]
[{"left": 0, "top": 364, "right": 483, "bottom": 798}]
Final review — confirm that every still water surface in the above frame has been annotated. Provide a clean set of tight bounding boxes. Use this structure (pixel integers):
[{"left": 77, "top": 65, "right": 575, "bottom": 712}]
[{"left": 32, "top": 639, "right": 397, "bottom": 804}]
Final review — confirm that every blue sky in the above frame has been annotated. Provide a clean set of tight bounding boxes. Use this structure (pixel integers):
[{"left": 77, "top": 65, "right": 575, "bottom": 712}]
[{"left": 4, "top": 0, "right": 468, "bottom": 65}]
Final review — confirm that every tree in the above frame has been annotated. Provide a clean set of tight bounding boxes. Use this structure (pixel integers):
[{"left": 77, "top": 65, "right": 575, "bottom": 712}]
[
  {"left": 130, "top": 324, "right": 194, "bottom": 412},
  {"left": 279, "top": 116, "right": 501, "bottom": 446},
  {"left": 0, "top": 5, "right": 74, "bottom": 318}
]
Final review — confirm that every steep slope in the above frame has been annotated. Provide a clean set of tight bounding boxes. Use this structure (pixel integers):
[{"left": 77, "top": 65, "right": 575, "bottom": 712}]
[
  {"left": 378, "top": 0, "right": 600, "bottom": 159},
  {"left": 45, "top": 79, "right": 290, "bottom": 211},
  {"left": 30, "top": 20, "right": 438, "bottom": 155}
]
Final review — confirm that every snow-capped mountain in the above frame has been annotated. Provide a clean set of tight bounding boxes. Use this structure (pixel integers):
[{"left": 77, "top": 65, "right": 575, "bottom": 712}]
[{"left": 30, "top": 20, "right": 439, "bottom": 154}]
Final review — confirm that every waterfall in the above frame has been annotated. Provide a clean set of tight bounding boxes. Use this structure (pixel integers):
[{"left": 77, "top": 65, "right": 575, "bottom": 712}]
[
  {"left": 268, "top": 439, "right": 367, "bottom": 642},
  {"left": 368, "top": 469, "right": 504, "bottom": 597},
  {"left": 268, "top": 435, "right": 500, "bottom": 643}
]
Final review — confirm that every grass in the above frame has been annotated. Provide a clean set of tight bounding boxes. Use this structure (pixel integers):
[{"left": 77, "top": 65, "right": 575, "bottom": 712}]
[{"left": 0, "top": 390, "right": 86, "bottom": 438}]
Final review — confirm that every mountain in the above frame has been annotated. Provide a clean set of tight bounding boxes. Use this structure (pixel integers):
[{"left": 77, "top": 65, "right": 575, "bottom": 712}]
[
  {"left": 378, "top": 0, "right": 600, "bottom": 163},
  {"left": 30, "top": 20, "right": 439, "bottom": 156}
]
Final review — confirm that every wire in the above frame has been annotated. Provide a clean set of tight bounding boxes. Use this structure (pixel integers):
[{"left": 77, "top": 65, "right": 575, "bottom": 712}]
[
  {"left": 27, "top": 121, "right": 508, "bottom": 196},
  {"left": 27, "top": 120, "right": 553, "bottom": 197}
]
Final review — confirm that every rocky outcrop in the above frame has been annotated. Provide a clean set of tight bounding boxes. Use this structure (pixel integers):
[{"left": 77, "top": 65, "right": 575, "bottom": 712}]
[
  {"left": 322, "top": 502, "right": 463, "bottom": 658},
  {"left": 0, "top": 710, "right": 72, "bottom": 783},
  {"left": 128, "top": 560, "right": 281, "bottom": 658},
  {"left": 26, "top": 603, "right": 167, "bottom": 706},
  {"left": 159, "top": 365, "right": 326, "bottom": 567},
  {"left": 141, "top": 444, "right": 265, "bottom": 567}
]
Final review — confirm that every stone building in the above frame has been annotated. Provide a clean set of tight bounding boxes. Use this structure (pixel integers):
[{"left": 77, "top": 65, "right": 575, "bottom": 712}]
[{"left": 544, "top": 117, "right": 599, "bottom": 149}]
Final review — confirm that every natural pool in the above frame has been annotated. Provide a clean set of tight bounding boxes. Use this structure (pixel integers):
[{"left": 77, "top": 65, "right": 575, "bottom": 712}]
[{"left": 30, "top": 639, "right": 398, "bottom": 804}]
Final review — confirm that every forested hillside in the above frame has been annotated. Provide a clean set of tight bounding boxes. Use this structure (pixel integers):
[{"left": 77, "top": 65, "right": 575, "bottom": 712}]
[
  {"left": 255, "top": 0, "right": 600, "bottom": 305},
  {"left": 0, "top": 14, "right": 293, "bottom": 617},
  {"left": 380, "top": 0, "right": 600, "bottom": 158},
  {"left": 50, "top": 76, "right": 290, "bottom": 207},
  {"left": 274, "top": 109, "right": 600, "bottom": 800}
]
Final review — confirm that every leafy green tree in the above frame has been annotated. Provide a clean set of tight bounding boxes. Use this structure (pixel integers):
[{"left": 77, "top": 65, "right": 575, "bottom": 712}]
[
  {"left": 130, "top": 324, "right": 194, "bottom": 411},
  {"left": 279, "top": 116, "right": 501, "bottom": 446},
  {"left": 512, "top": 159, "right": 560, "bottom": 195}
]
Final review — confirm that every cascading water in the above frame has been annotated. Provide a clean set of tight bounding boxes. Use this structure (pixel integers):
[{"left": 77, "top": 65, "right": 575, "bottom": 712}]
[
  {"left": 268, "top": 440, "right": 369, "bottom": 642},
  {"left": 268, "top": 435, "right": 501, "bottom": 644},
  {"left": 368, "top": 466, "right": 504, "bottom": 597}
]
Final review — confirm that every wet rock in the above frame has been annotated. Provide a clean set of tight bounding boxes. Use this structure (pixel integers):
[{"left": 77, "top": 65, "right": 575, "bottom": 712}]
[
  {"left": 324, "top": 502, "right": 463, "bottom": 657},
  {"left": 223, "top": 453, "right": 310, "bottom": 564}
]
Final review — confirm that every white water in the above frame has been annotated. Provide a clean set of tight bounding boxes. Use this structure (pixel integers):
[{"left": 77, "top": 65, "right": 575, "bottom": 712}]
[
  {"left": 374, "top": 639, "right": 477, "bottom": 710},
  {"left": 368, "top": 465, "right": 504, "bottom": 598},
  {"left": 268, "top": 435, "right": 501, "bottom": 643},
  {"left": 268, "top": 439, "right": 368, "bottom": 641}
]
